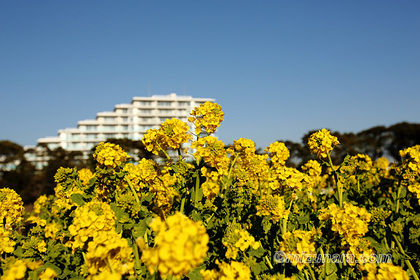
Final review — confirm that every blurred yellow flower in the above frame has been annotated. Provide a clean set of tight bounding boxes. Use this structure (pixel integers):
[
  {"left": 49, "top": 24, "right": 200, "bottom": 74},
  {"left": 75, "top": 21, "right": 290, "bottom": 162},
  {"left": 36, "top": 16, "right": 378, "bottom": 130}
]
[{"left": 141, "top": 212, "right": 209, "bottom": 278}]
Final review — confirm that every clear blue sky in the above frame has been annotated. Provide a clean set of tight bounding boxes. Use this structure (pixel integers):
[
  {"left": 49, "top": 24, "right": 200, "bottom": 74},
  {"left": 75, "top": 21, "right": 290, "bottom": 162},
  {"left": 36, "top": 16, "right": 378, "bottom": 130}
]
[{"left": 1, "top": 1, "right": 419, "bottom": 150}]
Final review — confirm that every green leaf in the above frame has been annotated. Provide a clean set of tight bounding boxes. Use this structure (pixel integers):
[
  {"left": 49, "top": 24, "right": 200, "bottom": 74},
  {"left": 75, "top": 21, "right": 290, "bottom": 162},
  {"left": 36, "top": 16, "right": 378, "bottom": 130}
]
[
  {"left": 250, "top": 262, "right": 261, "bottom": 275},
  {"left": 110, "top": 202, "right": 127, "bottom": 221},
  {"left": 35, "top": 263, "right": 62, "bottom": 276},
  {"left": 248, "top": 246, "right": 265, "bottom": 258},
  {"left": 132, "top": 219, "right": 149, "bottom": 238},
  {"left": 70, "top": 193, "right": 85, "bottom": 206},
  {"left": 262, "top": 221, "right": 272, "bottom": 233},
  {"left": 191, "top": 210, "right": 202, "bottom": 222},
  {"left": 325, "top": 272, "right": 339, "bottom": 280},
  {"left": 326, "top": 261, "right": 338, "bottom": 276},
  {"left": 400, "top": 186, "right": 407, "bottom": 198},
  {"left": 297, "top": 214, "right": 310, "bottom": 225},
  {"left": 187, "top": 264, "right": 205, "bottom": 280}
]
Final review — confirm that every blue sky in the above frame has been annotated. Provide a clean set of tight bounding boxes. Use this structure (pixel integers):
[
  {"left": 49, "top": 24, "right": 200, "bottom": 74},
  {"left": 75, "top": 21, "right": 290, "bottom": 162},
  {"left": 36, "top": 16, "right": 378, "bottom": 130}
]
[{"left": 1, "top": 1, "right": 419, "bottom": 150}]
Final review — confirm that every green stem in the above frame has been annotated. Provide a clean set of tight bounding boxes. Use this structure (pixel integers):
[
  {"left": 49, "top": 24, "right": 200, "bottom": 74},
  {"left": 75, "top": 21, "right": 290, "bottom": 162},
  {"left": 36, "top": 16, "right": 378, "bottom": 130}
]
[
  {"left": 306, "top": 263, "right": 317, "bottom": 280},
  {"left": 396, "top": 181, "right": 402, "bottom": 214},
  {"left": 195, "top": 171, "right": 200, "bottom": 208},
  {"left": 125, "top": 175, "right": 140, "bottom": 204},
  {"left": 282, "top": 217, "right": 288, "bottom": 236},
  {"left": 132, "top": 236, "right": 141, "bottom": 274},
  {"left": 393, "top": 234, "right": 419, "bottom": 280},
  {"left": 180, "top": 197, "right": 186, "bottom": 214},
  {"left": 327, "top": 153, "right": 343, "bottom": 208}
]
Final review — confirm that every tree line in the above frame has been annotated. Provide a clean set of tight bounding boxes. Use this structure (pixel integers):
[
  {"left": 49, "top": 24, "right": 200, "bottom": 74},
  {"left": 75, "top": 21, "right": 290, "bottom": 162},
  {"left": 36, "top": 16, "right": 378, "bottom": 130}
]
[{"left": 1, "top": 122, "right": 419, "bottom": 204}]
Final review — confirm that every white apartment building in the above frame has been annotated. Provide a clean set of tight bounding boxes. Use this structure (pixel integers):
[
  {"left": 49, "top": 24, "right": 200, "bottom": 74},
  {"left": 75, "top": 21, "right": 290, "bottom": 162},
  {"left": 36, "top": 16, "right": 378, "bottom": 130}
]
[{"left": 37, "top": 93, "right": 215, "bottom": 154}]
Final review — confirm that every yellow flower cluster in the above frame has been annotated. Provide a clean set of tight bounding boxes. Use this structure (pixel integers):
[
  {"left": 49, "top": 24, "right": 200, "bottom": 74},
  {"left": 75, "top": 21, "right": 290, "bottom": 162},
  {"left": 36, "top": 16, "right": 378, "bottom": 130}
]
[
  {"left": 44, "top": 221, "right": 61, "bottom": 239},
  {"left": 301, "top": 160, "right": 322, "bottom": 177},
  {"left": 256, "top": 195, "right": 290, "bottom": 222},
  {"left": 142, "top": 128, "right": 161, "bottom": 155},
  {"left": 89, "top": 271, "right": 122, "bottom": 280},
  {"left": 278, "top": 229, "right": 317, "bottom": 270},
  {"left": 1, "top": 259, "right": 27, "bottom": 280},
  {"left": 374, "top": 157, "right": 389, "bottom": 177},
  {"left": 400, "top": 145, "right": 420, "bottom": 174},
  {"left": 123, "top": 158, "right": 158, "bottom": 192},
  {"left": 0, "top": 225, "right": 15, "bottom": 254},
  {"left": 68, "top": 200, "right": 117, "bottom": 250},
  {"left": 266, "top": 141, "right": 290, "bottom": 168},
  {"left": 408, "top": 181, "right": 420, "bottom": 204},
  {"left": 159, "top": 118, "right": 192, "bottom": 149},
  {"left": 188, "top": 101, "right": 224, "bottom": 135},
  {"left": 93, "top": 142, "right": 129, "bottom": 169},
  {"left": 78, "top": 168, "right": 95, "bottom": 186},
  {"left": 231, "top": 142, "right": 271, "bottom": 193},
  {"left": 140, "top": 212, "right": 209, "bottom": 278},
  {"left": 346, "top": 237, "right": 375, "bottom": 267},
  {"left": 1, "top": 259, "right": 49, "bottom": 280},
  {"left": 363, "top": 263, "right": 409, "bottom": 280},
  {"left": 308, "top": 129, "right": 339, "bottom": 159},
  {"left": 0, "top": 188, "right": 24, "bottom": 230},
  {"left": 85, "top": 230, "right": 134, "bottom": 276},
  {"left": 201, "top": 261, "right": 251, "bottom": 280},
  {"left": 191, "top": 136, "right": 229, "bottom": 171},
  {"left": 142, "top": 118, "right": 192, "bottom": 155},
  {"left": 147, "top": 173, "right": 178, "bottom": 216},
  {"left": 319, "top": 202, "right": 371, "bottom": 243},
  {"left": 233, "top": 138, "right": 256, "bottom": 158},
  {"left": 276, "top": 166, "right": 305, "bottom": 191},
  {"left": 39, "top": 268, "right": 58, "bottom": 280},
  {"left": 33, "top": 194, "right": 49, "bottom": 215},
  {"left": 222, "top": 221, "right": 259, "bottom": 259},
  {"left": 341, "top": 154, "right": 373, "bottom": 176},
  {"left": 201, "top": 166, "right": 222, "bottom": 200}
]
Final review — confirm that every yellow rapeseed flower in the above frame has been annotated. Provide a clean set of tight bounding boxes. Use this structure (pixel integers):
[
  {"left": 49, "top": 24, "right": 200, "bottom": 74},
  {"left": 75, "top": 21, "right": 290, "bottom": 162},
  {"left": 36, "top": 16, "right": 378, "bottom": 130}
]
[
  {"left": 400, "top": 145, "right": 420, "bottom": 174},
  {"left": 278, "top": 229, "right": 317, "bottom": 270},
  {"left": 319, "top": 202, "right": 371, "bottom": 243},
  {"left": 362, "top": 263, "right": 409, "bottom": 280},
  {"left": 159, "top": 118, "right": 192, "bottom": 149},
  {"left": 68, "top": 200, "right": 116, "bottom": 251},
  {"left": 78, "top": 168, "right": 95, "bottom": 186},
  {"left": 85, "top": 230, "right": 134, "bottom": 276},
  {"left": 191, "top": 136, "right": 229, "bottom": 171},
  {"left": 256, "top": 194, "right": 290, "bottom": 222},
  {"left": 308, "top": 129, "right": 339, "bottom": 159},
  {"left": 0, "top": 188, "right": 24, "bottom": 230},
  {"left": 201, "top": 261, "right": 251, "bottom": 280},
  {"left": 0, "top": 225, "right": 16, "bottom": 254},
  {"left": 266, "top": 141, "right": 290, "bottom": 168},
  {"left": 141, "top": 212, "right": 209, "bottom": 278},
  {"left": 222, "top": 221, "right": 259, "bottom": 259},
  {"left": 189, "top": 101, "right": 224, "bottom": 135},
  {"left": 93, "top": 142, "right": 129, "bottom": 169},
  {"left": 38, "top": 268, "right": 58, "bottom": 280},
  {"left": 1, "top": 259, "right": 27, "bottom": 280}
]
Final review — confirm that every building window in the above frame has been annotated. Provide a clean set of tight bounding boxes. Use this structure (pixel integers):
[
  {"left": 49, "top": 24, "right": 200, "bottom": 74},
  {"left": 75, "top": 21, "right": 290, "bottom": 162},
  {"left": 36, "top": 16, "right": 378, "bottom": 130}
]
[
  {"left": 86, "top": 125, "right": 96, "bottom": 131},
  {"left": 104, "top": 117, "right": 115, "bottom": 123},
  {"left": 159, "top": 109, "right": 173, "bottom": 115},
  {"left": 158, "top": 101, "right": 172, "bottom": 106},
  {"left": 139, "top": 109, "right": 152, "bottom": 114},
  {"left": 140, "top": 117, "right": 152, "bottom": 122},
  {"left": 178, "top": 101, "right": 190, "bottom": 106}
]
